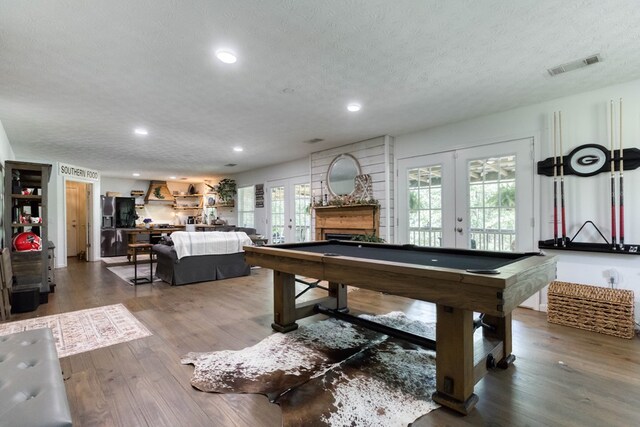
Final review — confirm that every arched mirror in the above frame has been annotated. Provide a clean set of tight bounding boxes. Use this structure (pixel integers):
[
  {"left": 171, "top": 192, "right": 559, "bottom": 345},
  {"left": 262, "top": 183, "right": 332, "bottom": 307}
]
[{"left": 327, "top": 154, "right": 361, "bottom": 196}]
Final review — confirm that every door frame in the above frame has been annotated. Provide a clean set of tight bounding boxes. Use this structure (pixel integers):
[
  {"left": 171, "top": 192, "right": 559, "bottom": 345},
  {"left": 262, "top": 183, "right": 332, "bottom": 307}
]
[
  {"left": 395, "top": 135, "right": 542, "bottom": 309},
  {"left": 454, "top": 138, "right": 536, "bottom": 252},
  {"left": 61, "top": 177, "right": 95, "bottom": 263}
]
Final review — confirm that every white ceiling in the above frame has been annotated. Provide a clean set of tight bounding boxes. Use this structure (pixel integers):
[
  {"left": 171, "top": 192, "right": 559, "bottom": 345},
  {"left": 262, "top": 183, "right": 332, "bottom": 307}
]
[{"left": 2, "top": 0, "right": 640, "bottom": 181}]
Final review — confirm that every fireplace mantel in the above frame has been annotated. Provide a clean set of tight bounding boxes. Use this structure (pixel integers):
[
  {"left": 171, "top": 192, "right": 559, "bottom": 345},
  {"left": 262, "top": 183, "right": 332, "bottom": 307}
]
[{"left": 314, "top": 204, "right": 380, "bottom": 240}]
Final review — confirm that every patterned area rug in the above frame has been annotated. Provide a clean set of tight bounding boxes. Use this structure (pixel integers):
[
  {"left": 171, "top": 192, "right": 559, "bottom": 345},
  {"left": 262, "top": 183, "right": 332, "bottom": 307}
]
[
  {"left": 182, "top": 312, "right": 439, "bottom": 426},
  {"left": 0, "top": 303, "right": 152, "bottom": 358},
  {"left": 107, "top": 264, "right": 162, "bottom": 284}
]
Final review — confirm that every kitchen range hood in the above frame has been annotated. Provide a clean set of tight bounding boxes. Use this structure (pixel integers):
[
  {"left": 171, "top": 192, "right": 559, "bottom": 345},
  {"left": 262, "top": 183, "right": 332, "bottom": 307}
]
[{"left": 144, "top": 180, "right": 175, "bottom": 203}]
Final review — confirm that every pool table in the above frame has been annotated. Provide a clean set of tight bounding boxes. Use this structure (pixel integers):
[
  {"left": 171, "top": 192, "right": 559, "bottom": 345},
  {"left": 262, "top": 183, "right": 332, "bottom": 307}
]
[{"left": 244, "top": 240, "right": 556, "bottom": 414}]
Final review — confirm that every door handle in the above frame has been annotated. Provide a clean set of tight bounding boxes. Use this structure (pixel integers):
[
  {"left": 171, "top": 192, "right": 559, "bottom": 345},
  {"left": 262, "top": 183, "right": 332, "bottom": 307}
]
[{"left": 456, "top": 227, "right": 463, "bottom": 234}]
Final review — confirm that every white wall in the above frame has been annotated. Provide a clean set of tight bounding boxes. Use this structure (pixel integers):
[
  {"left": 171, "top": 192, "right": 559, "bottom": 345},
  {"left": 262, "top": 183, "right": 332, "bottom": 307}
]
[
  {"left": 0, "top": 121, "right": 16, "bottom": 249},
  {"left": 0, "top": 121, "right": 16, "bottom": 165},
  {"left": 310, "top": 136, "right": 394, "bottom": 241},
  {"left": 394, "top": 78, "right": 640, "bottom": 317}
]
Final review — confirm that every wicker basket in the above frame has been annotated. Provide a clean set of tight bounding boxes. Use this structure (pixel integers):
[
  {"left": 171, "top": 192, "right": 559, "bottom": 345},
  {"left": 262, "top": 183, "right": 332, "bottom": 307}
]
[{"left": 547, "top": 281, "right": 635, "bottom": 339}]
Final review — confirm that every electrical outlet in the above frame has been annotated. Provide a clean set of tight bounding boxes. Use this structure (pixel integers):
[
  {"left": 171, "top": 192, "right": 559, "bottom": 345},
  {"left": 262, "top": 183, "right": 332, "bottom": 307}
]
[{"left": 605, "top": 268, "right": 619, "bottom": 286}]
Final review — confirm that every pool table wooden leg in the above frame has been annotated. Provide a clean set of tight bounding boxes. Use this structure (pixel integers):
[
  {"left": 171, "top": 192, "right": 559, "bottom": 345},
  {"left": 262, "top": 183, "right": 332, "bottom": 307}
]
[
  {"left": 271, "top": 271, "right": 298, "bottom": 332},
  {"left": 482, "top": 312, "right": 515, "bottom": 368},
  {"left": 328, "top": 282, "right": 348, "bottom": 312},
  {"left": 432, "top": 305, "right": 478, "bottom": 415}
]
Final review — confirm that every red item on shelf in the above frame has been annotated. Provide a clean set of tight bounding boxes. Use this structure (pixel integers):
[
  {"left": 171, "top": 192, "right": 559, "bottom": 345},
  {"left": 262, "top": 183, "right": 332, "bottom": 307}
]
[{"left": 13, "top": 232, "right": 42, "bottom": 251}]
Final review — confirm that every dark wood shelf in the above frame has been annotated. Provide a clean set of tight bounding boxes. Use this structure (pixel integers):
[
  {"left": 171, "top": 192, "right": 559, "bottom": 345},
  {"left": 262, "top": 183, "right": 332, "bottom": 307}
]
[
  {"left": 10, "top": 194, "right": 42, "bottom": 200},
  {"left": 11, "top": 223, "right": 44, "bottom": 227}
]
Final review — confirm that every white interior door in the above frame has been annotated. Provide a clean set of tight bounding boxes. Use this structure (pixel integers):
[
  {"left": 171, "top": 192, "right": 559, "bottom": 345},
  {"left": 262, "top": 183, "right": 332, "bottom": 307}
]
[{"left": 267, "top": 177, "right": 311, "bottom": 244}]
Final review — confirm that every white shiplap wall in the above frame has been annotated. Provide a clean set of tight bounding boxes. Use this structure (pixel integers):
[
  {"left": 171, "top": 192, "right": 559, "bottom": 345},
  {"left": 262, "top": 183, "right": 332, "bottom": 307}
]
[{"left": 311, "top": 136, "right": 394, "bottom": 242}]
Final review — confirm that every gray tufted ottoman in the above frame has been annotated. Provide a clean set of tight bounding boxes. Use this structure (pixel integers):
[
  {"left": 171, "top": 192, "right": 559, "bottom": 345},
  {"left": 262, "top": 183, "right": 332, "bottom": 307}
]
[{"left": 0, "top": 328, "right": 72, "bottom": 427}]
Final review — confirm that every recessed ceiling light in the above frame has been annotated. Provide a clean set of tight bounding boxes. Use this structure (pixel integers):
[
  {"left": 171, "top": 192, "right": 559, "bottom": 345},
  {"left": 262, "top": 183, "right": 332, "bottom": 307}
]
[
  {"left": 347, "top": 103, "right": 361, "bottom": 112},
  {"left": 169, "top": 176, "right": 177, "bottom": 180},
  {"left": 134, "top": 128, "right": 148, "bottom": 136},
  {"left": 215, "top": 49, "right": 237, "bottom": 64},
  {"left": 133, "top": 173, "right": 140, "bottom": 177},
  {"left": 233, "top": 147, "right": 243, "bottom": 152}
]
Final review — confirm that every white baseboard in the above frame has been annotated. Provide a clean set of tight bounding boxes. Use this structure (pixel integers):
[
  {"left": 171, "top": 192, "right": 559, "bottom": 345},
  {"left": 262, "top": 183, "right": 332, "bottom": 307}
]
[{"left": 539, "top": 303, "right": 548, "bottom": 312}]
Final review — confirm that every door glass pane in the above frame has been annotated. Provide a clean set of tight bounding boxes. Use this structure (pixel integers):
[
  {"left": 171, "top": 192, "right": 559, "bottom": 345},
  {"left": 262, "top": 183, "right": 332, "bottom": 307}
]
[
  {"left": 468, "top": 155, "right": 516, "bottom": 251},
  {"left": 270, "top": 186, "right": 285, "bottom": 244},
  {"left": 293, "top": 183, "right": 311, "bottom": 242},
  {"left": 408, "top": 165, "right": 442, "bottom": 247}
]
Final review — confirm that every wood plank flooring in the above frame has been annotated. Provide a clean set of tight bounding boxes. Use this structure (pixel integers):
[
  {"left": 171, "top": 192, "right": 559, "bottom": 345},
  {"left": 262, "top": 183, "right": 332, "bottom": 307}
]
[{"left": 8, "top": 259, "right": 640, "bottom": 426}]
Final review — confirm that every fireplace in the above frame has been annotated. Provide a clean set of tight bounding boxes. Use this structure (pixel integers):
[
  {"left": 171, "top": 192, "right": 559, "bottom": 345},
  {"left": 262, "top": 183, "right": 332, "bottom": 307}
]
[
  {"left": 324, "top": 232, "right": 360, "bottom": 240},
  {"left": 314, "top": 205, "right": 379, "bottom": 241}
]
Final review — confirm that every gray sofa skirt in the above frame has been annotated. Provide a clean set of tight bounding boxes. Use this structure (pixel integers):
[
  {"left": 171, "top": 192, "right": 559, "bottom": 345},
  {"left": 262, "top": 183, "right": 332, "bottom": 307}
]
[{"left": 153, "top": 244, "right": 250, "bottom": 286}]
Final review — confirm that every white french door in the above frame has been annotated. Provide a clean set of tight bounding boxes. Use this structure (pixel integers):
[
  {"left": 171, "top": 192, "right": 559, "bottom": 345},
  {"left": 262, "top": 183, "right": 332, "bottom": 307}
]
[
  {"left": 267, "top": 177, "right": 312, "bottom": 244},
  {"left": 398, "top": 138, "right": 537, "bottom": 307},
  {"left": 398, "top": 138, "right": 535, "bottom": 252}
]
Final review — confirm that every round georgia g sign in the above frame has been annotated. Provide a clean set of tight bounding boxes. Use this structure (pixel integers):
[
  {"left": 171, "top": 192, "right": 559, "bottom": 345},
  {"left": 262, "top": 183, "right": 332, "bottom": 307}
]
[{"left": 566, "top": 144, "right": 610, "bottom": 177}]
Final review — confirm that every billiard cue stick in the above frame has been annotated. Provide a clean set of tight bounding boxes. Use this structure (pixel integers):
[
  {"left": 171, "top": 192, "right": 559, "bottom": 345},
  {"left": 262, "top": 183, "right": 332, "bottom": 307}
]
[
  {"left": 553, "top": 112, "right": 559, "bottom": 246},
  {"left": 610, "top": 100, "right": 617, "bottom": 249},
  {"left": 619, "top": 98, "right": 624, "bottom": 250},
  {"left": 559, "top": 111, "right": 567, "bottom": 246}
]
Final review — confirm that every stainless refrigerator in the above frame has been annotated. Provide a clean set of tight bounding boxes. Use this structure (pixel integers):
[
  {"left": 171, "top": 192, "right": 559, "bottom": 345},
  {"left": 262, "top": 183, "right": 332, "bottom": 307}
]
[{"left": 100, "top": 196, "right": 136, "bottom": 257}]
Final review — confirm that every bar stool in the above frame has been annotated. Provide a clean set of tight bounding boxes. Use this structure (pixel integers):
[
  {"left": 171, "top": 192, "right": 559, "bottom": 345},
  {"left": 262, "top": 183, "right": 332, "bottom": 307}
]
[{"left": 128, "top": 243, "right": 154, "bottom": 285}]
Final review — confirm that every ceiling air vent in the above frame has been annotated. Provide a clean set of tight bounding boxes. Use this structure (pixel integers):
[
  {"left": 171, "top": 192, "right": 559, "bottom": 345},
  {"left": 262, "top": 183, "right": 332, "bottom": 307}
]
[
  {"left": 304, "top": 138, "right": 324, "bottom": 144},
  {"left": 225, "top": 163, "right": 237, "bottom": 167},
  {"left": 548, "top": 54, "right": 602, "bottom": 76}
]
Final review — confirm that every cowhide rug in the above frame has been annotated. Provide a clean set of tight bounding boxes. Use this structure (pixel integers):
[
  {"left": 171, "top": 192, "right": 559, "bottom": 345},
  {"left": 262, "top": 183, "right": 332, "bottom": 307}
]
[{"left": 181, "top": 312, "right": 440, "bottom": 426}]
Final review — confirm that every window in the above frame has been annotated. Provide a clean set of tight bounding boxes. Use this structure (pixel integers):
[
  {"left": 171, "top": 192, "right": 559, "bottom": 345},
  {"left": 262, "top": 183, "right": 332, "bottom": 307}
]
[{"left": 237, "top": 185, "right": 255, "bottom": 228}]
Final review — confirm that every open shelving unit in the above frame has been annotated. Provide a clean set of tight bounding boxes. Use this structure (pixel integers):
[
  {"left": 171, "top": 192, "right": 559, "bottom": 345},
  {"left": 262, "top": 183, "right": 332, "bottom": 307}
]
[
  {"left": 173, "top": 194, "right": 204, "bottom": 211},
  {"left": 3, "top": 161, "right": 52, "bottom": 301},
  {"left": 131, "top": 190, "right": 146, "bottom": 209}
]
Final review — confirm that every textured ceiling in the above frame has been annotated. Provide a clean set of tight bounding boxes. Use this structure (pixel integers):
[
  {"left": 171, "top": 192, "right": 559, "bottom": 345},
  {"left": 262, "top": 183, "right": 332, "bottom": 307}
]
[{"left": 1, "top": 0, "right": 640, "bottom": 181}]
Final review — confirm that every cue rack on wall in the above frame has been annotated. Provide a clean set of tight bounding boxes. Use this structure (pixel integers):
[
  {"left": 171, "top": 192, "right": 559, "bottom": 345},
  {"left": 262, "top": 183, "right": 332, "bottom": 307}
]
[{"left": 537, "top": 102, "right": 640, "bottom": 255}]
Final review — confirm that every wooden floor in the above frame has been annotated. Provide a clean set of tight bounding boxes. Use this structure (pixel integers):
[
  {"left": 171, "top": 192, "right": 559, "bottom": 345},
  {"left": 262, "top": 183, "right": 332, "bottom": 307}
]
[{"left": 9, "top": 259, "right": 640, "bottom": 427}]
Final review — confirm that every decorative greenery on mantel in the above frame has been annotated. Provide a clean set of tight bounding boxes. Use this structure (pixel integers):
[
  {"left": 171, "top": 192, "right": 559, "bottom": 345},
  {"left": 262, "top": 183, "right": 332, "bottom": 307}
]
[{"left": 313, "top": 195, "right": 379, "bottom": 208}]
